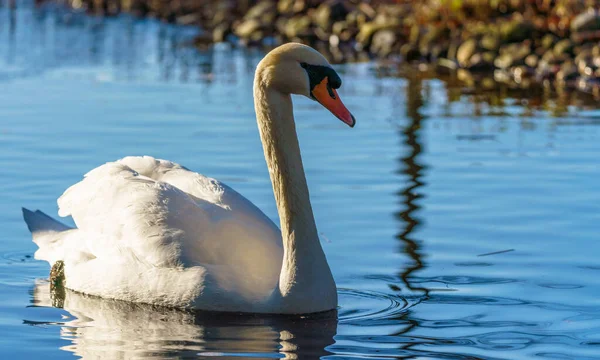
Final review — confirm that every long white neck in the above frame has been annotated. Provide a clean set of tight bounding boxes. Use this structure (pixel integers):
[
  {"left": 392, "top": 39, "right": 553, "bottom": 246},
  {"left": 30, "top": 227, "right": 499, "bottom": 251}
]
[{"left": 253, "top": 77, "right": 337, "bottom": 313}]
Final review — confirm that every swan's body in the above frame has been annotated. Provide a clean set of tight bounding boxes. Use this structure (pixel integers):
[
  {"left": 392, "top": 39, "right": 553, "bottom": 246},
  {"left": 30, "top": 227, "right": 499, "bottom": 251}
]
[{"left": 23, "top": 43, "right": 355, "bottom": 314}]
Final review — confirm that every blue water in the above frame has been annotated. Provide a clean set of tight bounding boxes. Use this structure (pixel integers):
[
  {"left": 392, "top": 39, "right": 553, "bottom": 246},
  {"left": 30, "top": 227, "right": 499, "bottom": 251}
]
[{"left": 1, "top": 1, "right": 600, "bottom": 359}]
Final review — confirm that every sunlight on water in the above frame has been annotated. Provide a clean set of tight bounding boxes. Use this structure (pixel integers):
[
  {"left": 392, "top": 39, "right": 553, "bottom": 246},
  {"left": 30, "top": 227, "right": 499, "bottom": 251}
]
[{"left": 1, "top": 1, "right": 600, "bottom": 359}]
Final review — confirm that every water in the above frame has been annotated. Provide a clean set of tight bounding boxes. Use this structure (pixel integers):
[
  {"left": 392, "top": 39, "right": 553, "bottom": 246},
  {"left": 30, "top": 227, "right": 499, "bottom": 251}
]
[{"left": 1, "top": 1, "right": 600, "bottom": 359}]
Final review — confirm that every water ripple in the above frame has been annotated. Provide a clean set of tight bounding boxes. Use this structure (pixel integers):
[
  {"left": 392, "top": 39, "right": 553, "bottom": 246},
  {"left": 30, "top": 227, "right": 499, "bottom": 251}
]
[
  {"left": 338, "top": 289, "right": 420, "bottom": 326},
  {"left": 0, "top": 250, "right": 34, "bottom": 264}
]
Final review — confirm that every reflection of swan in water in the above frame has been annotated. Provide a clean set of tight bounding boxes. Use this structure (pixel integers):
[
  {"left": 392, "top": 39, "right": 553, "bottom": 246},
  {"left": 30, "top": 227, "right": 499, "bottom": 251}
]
[{"left": 31, "top": 281, "right": 337, "bottom": 359}]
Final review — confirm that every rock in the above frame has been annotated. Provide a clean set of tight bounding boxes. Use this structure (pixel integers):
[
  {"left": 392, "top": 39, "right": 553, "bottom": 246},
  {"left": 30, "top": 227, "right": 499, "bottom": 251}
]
[
  {"left": 553, "top": 39, "right": 574, "bottom": 56},
  {"left": 511, "top": 65, "right": 534, "bottom": 84},
  {"left": 420, "top": 25, "right": 450, "bottom": 58},
  {"left": 482, "top": 51, "right": 496, "bottom": 64},
  {"left": 245, "top": 1, "right": 276, "bottom": 19},
  {"left": 511, "top": 66, "right": 534, "bottom": 88},
  {"left": 534, "top": 46, "right": 547, "bottom": 57},
  {"left": 345, "top": 9, "right": 370, "bottom": 29},
  {"left": 357, "top": 3, "right": 376, "bottom": 19},
  {"left": 283, "top": 15, "right": 311, "bottom": 38},
  {"left": 541, "top": 33, "right": 558, "bottom": 49},
  {"left": 578, "top": 60, "right": 596, "bottom": 77},
  {"left": 480, "top": 34, "right": 500, "bottom": 51},
  {"left": 278, "top": 0, "right": 307, "bottom": 15},
  {"left": 571, "top": 9, "right": 600, "bottom": 33},
  {"left": 332, "top": 20, "right": 357, "bottom": 42},
  {"left": 355, "top": 22, "right": 378, "bottom": 48},
  {"left": 332, "top": 20, "right": 346, "bottom": 36},
  {"left": 495, "top": 42, "right": 530, "bottom": 69},
  {"left": 356, "top": 18, "right": 399, "bottom": 48},
  {"left": 377, "top": 4, "right": 405, "bottom": 19},
  {"left": 212, "top": 23, "right": 231, "bottom": 43},
  {"left": 525, "top": 54, "right": 539, "bottom": 68},
  {"left": 457, "top": 69, "right": 475, "bottom": 87},
  {"left": 468, "top": 52, "right": 495, "bottom": 72},
  {"left": 400, "top": 43, "right": 420, "bottom": 62},
  {"left": 312, "top": 0, "right": 349, "bottom": 31},
  {"left": 446, "top": 36, "right": 462, "bottom": 61},
  {"left": 556, "top": 60, "right": 578, "bottom": 84},
  {"left": 494, "top": 53, "right": 513, "bottom": 69},
  {"left": 592, "top": 46, "right": 600, "bottom": 67},
  {"left": 436, "top": 58, "right": 458, "bottom": 74},
  {"left": 176, "top": 13, "right": 200, "bottom": 26},
  {"left": 499, "top": 41, "right": 529, "bottom": 56},
  {"left": 408, "top": 23, "right": 420, "bottom": 45},
  {"left": 537, "top": 52, "right": 569, "bottom": 81},
  {"left": 494, "top": 69, "right": 512, "bottom": 84},
  {"left": 329, "top": 34, "right": 340, "bottom": 47},
  {"left": 457, "top": 38, "right": 477, "bottom": 67},
  {"left": 501, "top": 17, "right": 534, "bottom": 43},
  {"left": 314, "top": 26, "right": 330, "bottom": 42},
  {"left": 574, "top": 46, "right": 594, "bottom": 71},
  {"left": 429, "top": 44, "right": 448, "bottom": 60},
  {"left": 481, "top": 77, "right": 496, "bottom": 90},
  {"left": 370, "top": 29, "right": 397, "bottom": 57},
  {"left": 234, "top": 18, "right": 261, "bottom": 39},
  {"left": 541, "top": 49, "right": 569, "bottom": 64},
  {"left": 210, "top": 7, "right": 232, "bottom": 28},
  {"left": 277, "top": 0, "right": 294, "bottom": 14},
  {"left": 234, "top": 0, "right": 277, "bottom": 39},
  {"left": 576, "top": 75, "right": 600, "bottom": 94}
]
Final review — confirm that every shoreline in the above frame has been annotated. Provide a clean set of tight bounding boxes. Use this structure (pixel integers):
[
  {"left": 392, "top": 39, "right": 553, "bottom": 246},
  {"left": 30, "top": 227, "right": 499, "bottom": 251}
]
[{"left": 38, "top": 0, "right": 600, "bottom": 98}]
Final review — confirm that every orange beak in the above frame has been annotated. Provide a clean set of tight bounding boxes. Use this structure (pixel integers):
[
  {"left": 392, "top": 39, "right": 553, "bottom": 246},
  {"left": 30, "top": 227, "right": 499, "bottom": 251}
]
[{"left": 311, "top": 78, "right": 356, "bottom": 127}]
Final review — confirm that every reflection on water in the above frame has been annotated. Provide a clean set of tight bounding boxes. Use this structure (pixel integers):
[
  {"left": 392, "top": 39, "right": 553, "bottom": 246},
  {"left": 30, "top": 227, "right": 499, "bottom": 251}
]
[
  {"left": 0, "top": 0, "right": 218, "bottom": 83},
  {"left": 2, "top": 1, "right": 600, "bottom": 359},
  {"left": 30, "top": 281, "right": 336, "bottom": 359},
  {"left": 395, "top": 74, "right": 428, "bottom": 296}
]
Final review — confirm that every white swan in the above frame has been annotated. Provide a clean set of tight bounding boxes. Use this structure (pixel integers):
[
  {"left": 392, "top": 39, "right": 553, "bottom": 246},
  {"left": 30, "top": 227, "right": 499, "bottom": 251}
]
[{"left": 23, "top": 43, "right": 356, "bottom": 314}]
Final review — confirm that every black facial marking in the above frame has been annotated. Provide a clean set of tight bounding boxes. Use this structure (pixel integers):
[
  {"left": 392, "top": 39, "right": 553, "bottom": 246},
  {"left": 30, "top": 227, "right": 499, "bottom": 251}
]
[{"left": 300, "top": 62, "right": 342, "bottom": 99}]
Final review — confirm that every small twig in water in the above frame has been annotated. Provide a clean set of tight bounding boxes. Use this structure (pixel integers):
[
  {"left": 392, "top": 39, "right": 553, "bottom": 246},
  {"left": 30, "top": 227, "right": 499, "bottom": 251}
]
[{"left": 477, "top": 249, "right": 515, "bottom": 257}]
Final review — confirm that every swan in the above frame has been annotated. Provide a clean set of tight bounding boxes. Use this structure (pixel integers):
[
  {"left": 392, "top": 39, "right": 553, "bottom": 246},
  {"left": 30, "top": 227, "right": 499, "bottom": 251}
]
[{"left": 22, "top": 43, "right": 356, "bottom": 314}]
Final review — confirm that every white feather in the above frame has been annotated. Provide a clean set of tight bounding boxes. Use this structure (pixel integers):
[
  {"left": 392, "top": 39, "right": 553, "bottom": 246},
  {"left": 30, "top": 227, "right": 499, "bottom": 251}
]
[{"left": 29, "top": 156, "right": 283, "bottom": 310}]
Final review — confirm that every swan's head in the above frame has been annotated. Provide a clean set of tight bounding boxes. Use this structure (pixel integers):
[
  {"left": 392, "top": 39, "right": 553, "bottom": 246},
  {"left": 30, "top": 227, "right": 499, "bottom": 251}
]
[{"left": 256, "top": 43, "right": 356, "bottom": 127}]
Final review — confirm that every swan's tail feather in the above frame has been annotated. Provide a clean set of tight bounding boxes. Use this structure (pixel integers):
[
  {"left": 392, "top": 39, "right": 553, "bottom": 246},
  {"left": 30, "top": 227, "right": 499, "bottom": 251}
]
[
  {"left": 23, "top": 208, "right": 80, "bottom": 265},
  {"left": 22, "top": 208, "right": 72, "bottom": 234}
]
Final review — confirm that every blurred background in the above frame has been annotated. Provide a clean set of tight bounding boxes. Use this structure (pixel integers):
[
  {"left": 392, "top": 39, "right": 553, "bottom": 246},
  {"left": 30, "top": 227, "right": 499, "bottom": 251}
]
[{"left": 1, "top": 1, "right": 600, "bottom": 359}]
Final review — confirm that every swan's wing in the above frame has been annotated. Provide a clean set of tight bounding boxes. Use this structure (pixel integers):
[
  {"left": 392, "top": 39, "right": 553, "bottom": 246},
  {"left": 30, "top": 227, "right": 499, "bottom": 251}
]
[
  {"left": 118, "top": 156, "right": 281, "bottom": 242},
  {"left": 114, "top": 156, "right": 284, "bottom": 268},
  {"left": 47, "top": 156, "right": 283, "bottom": 306},
  {"left": 57, "top": 161, "right": 205, "bottom": 268},
  {"left": 58, "top": 156, "right": 283, "bottom": 266}
]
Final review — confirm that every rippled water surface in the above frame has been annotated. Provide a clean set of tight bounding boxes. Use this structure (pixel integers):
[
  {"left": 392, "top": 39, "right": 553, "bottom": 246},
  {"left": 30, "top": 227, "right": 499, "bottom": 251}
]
[{"left": 2, "top": 2, "right": 600, "bottom": 359}]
